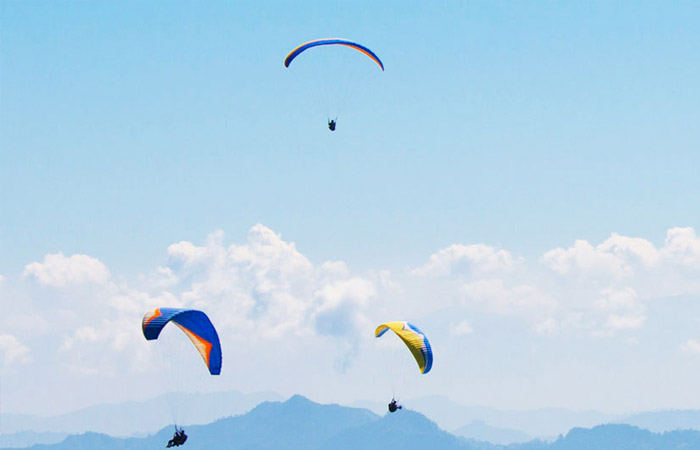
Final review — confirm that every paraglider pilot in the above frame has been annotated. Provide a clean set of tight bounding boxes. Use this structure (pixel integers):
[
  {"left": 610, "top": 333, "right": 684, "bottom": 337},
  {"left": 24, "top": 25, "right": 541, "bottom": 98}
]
[
  {"left": 328, "top": 119, "right": 336, "bottom": 131},
  {"left": 388, "top": 398, "right": 402, "bottom": 413},
  {"left": 166, "top": 427, "right": 187, "bottom": 447}
]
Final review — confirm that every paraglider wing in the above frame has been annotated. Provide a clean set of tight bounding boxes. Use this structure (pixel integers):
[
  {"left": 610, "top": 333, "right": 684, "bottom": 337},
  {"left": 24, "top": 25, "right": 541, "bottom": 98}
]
[
  {"left": 375, "top": 321, "right": 433, "bottom": 374},
  {"left": 284, "top": 38, "right": 384, "bottom": 71},
  {"left": 142, "top": 308, "right": 222, "bottom": 375}
]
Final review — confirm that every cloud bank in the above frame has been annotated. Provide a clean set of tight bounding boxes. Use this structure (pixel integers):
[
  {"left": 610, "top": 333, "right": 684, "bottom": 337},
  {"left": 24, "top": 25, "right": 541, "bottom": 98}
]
[{"left": 2, "top": 225, "right": 700, "bottom": 413}]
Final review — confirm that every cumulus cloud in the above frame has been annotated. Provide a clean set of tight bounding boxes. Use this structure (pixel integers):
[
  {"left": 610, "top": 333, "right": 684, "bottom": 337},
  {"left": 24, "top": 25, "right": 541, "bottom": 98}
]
[
  {"left": 0, "top": 334, "right": 31, "bottom": 366},
  {"left": 6, "top": 223, "right": 700, "bottom": 410},
  {"left": 449, "top": 320, "right": 474, "bottom": 336},
  {"left": 149, "top": 225, "right": 381, "bottom": 375},
  {"left": 461, "top": 279, "right": 555, "bottom": 316},
  {"left": 534, "top": 318, "right": 559, "bottom": 335},
  {"left": 540, "top": 239, "right": 631, "bottom": 279},
  {"left": 605, "top": 314, "right": 645, "bottom": 331},
  {"left": 313, "top": 277, "right": 375, "bottom": 336},
  {"left": 412, "top": 244, "right": 514, "bottom": 277},
  {"left": 595, "top": 287, "right": 639, "bottom": 312},
  {"left": 541, "top": 227, "right": 700, "bottom": 281},
  {"left": 534, "top": 229, "right": 700, "bottom": 340},
  {"left": 661, "top": 227, "right": 700, "bottom": 269},
  {"left": 58, "top": 315, "right": 156, "bottom": 375},
  {"left": 163, "top": 224, "right": 378, "bottom": 345},
  {"left": 60, "top": 326, "right": 101, "bottom": 352},
  {"left": 408, "top": 231, "right": 700, "bottom": 337},
  {"left": 23, "top": 252, "right": 110, "bottom": 287},
  {"left": 592, "top": 288, "right": 646, "bottom": 333},
  {"left": 138, "top": 266, "right": 179, "bottom": 290},
  {"left": 597, "top": 234, "right": 660, "bottom": 268},
  {"left": 366, "top": 270, "right": 403, "bottom": 298},
  {"left": 680, "top": 339, "right": 700, "bottom": 355}
]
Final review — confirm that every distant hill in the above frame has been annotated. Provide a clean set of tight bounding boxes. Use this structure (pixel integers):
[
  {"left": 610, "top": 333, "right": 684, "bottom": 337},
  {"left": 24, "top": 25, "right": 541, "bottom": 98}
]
[
  {"left": 329, "top": 408, "right": 475, "bottom": 450},
  {"left": 0, "top": 431, "right": 68, "bottom": 449},
  {"left": 0, "top": 390, "right": 280, "bottom": 437},
  {"left": 453, "top": 420, "right": 531, "bottom": 445},
  {"left": 622, "top": 409, "right": 700, "bottom": 433},
  {"left": 4, "top": 397, "right": 700, "bottom": 450},
  {"left": 401, "top": 395, "right": 700, "bottom": 440},
  {"left": 512, "top": 424, "right": 700, "bottom": 450},
  {"left": 405, "top": 395, "right": 615, "bottom": 437}
]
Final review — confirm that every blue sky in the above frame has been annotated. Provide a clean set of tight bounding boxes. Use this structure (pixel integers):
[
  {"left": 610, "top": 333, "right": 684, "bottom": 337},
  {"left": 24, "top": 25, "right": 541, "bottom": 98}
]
[
  {"left": 3, "top": 0, "right": 699, "bottom": 275},
  {"left": 1, "top": 1, "right": 700, "bottom": 417}
]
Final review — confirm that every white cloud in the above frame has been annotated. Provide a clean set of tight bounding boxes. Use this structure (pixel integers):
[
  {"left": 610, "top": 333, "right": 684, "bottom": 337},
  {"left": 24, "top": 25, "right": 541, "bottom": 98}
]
[
  {"left": 138, "top": 266, "right": 178, "bottom": 290},
  {"left": 661, "top": 227, "right": 700, "bottom": 269},
  {"left": 6, "top": 224, "right": 700, "bottom": 414},
  {"left": 23, "top": 252, "right": 110, "bottom": 287},
  {"left": 0, "top": 334, "right": 31, "bottom": 366},
  {"left": 534, "top": 318, "right": 559, "bottom": 335},
  {"left": 312, "top": 278, "right": 376, "bottom": 343},
  {"left": 14, "top": 225, "right": 694, "bottom": 380},
  {"left": 597, "top": 233, "right": 660, "bottom": 268},
  {"left": 542, "top": 228, "right": 700, "bottom": 282},
  {"left": 168, "top": 240, "right": 208, "bottom": 264},
  {"left": 374, "top": 269, "right": 403, "bottom": 294},
  {"left": 605, "top": 314, "right": 645, "bottom": 331},
  {"left": 156, "top": 225, "right": 381, "bottom": 375},
  {"left": 413, "top": 243, "right": 514, "bottom": 277},
  {"left": 164, "top": 225, "right": 378, "bottom": 343},
  {"left": 461, "top": 279, "right": 555, "bottom": 316},
  {"left": 449, "top": 320, "right": 474, "bottom": 336},
  {"left": 595, "top": 287, "right": 640, "bottom": 312},
  {"left": 58, "top": 314, "right": 155, "bottom": 376},
  {"left": 591, "top": 287, "right": 646, "bottom": 333},
  {"left": 680, "top": 339, "right": 700, "bottom": 355},
  {"left": 541, "top": 239, "right": 630, "bottom": 279},
  {"left": 60, "top": 326, "right": 100, "bottom": 352},
  {"left": 537, "top": 229, "right": 700, "bottom": 337}
]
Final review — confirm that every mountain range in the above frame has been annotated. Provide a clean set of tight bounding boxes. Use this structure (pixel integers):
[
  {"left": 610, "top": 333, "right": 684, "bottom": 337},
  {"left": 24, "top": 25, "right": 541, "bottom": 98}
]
[
  {"left": 355, "top": 395, "right": 700, "bottom": 443},
  {"left": 0, "top": 390, "right": 280, "bottom": 447},
  {"left": 3, "top": 395, "right": 700, "bottom": 450}
]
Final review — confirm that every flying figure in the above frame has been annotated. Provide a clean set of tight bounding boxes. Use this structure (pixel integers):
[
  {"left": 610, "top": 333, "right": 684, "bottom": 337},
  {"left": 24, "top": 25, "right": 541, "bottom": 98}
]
[
  {"left": 284, "top": 39, "right": 384, "bottom": 131},
  {"left": 388, "top": 398, "right": 402, "bottom": 413},
  {"left": 166, "top": 427, "right": 187, "bottom": 448},
  {"left": 375, "top": 322, "right": 432, "bottom": 415},
  {"left": 142, "top": 308, "right": 221, "bottom": 449}
]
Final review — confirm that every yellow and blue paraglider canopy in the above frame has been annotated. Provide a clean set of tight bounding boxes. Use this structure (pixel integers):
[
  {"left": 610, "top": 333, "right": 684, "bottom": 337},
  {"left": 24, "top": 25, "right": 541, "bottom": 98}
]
[
  {"left": 375, "top": 321, "right": 433, "bottom": 374},
  {"left": 142, "top": 308, "right": 222, "bottom": 375}
]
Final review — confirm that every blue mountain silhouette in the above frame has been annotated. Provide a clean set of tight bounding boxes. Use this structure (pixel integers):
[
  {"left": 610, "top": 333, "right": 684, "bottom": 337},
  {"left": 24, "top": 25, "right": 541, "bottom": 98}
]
[{"left": 5, "top": 397, "right": 700, "bottom": 450}]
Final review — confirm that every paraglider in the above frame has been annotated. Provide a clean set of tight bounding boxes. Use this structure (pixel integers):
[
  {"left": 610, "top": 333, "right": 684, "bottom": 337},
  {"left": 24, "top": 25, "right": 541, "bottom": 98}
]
[
  {"left": 284, "top": 38, "right": 384, "bottom": 71},
  {"left": 284, "top": 38, "right": 384, "bottom": 130},
  {"left": 388, "top": 398, "right": 402, "bottom": 413},
  {"left": 142, "top": 307, "right": 222, "bottom": 375},
  {"left": 142, "top": 308, "right": 222, "bottom": 446},
  {"left": 375, "top": 321, "right": 433, "bottom": 374},
  {"left": 167, "top": 427, "right": 187, "bottom": 448},
  {"left": 375, "top": 321, "right": 432, "bottom": 412}
]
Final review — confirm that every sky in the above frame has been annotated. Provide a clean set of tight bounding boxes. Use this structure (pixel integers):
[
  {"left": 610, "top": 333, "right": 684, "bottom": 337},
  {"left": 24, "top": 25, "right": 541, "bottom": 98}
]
[{"left": 1, "top": 1, "right": 700, "bottom": 418}]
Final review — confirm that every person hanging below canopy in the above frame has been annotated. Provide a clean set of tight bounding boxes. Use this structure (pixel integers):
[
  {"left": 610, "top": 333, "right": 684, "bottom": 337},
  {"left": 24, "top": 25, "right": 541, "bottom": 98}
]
[
  {"left": 141, "top": 308, "right": 221, "bottom": 449},
  {"left": 284, "top": 39, "right": 384, "bottom": 131},
  {"left": 166, "top": 427, "right": 187, "bottom": 448},
  {"left": 388, "top": 398, "right": 403, "bottom": 413},
  {"left": 375, "top": 322, "right": 433, "bottom": 414}
]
